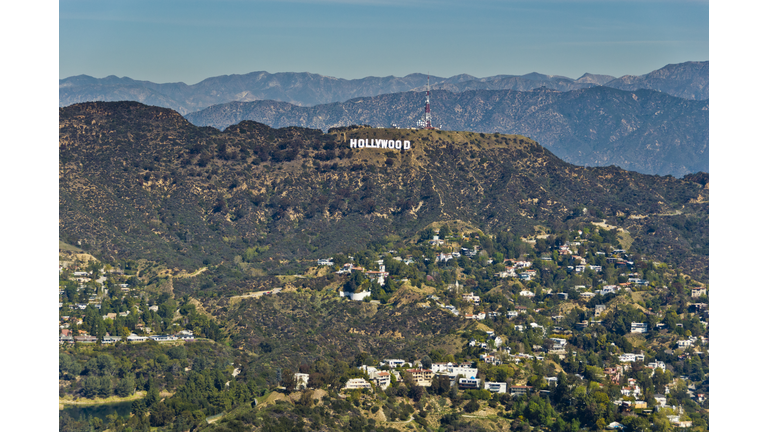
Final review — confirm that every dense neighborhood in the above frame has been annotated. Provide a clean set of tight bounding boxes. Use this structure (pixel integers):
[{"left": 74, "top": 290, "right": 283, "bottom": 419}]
[{"left": 59, "top": 223, "right": 708, "bottom": 431}]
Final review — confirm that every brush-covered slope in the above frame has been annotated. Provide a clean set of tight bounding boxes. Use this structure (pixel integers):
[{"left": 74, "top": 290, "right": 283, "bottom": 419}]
[{"left": 59, "top": 102, "right": 708, "bottom": 278}]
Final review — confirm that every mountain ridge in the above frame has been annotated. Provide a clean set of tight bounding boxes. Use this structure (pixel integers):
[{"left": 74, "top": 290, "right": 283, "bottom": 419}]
[
  {"left": 184, "top": 86, "right": 708, "bottom": 177},
  {"left": 59, "top": 61, "right": 708, "bottom": 115},
  {"left": 59, "top": 101, "right": 708, "bottom": 280}
]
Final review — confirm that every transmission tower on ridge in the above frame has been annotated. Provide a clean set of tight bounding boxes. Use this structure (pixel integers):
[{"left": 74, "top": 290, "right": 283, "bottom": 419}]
[{"left": 417, "top": 74, "right": 438, "bottom": 130}]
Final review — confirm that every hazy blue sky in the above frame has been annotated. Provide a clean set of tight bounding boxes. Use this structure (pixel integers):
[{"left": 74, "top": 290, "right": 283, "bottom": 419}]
[
  {"left": 61, "top": 0, "right": 709, "bottom": 84},
  {"left": 59, "top": 0, "right": 709, "bottom": 84}
]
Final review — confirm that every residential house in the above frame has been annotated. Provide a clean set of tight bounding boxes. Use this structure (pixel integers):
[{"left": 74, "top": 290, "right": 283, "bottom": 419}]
[
  {"left": 150, "top": 335, "right": 178, "bottom": 342},
  {"left": 518, "top": 270, "right": 536, "bottom": 281},
  {"left": 691, "top": 287, "right": 707, "bottom": 298},
  {"left": 429, "top": 236, "right": 444, "bottom": 246},
  {"left": 508, "top": 385, "right": 533, "bottom": 396},
  {"left": 630, "top": 322, "right": 648, "bottom": 334},
  {"left": 619, "top": 353, "right": 645, "bottom": 363},
  {"left": 549, "top": 338, "right": 567, "bottom": 351},
  {"left": 457, "top": 378, "right": 481, "bottom": 390},
  {"left": 431, "top": 363, "right": 478, "bottom": 380},
  {"left": 496, "top": 267, "right": 516, "bottom": 278},
  {"left": 604, "top": 367, "right": 622, "bottom": 384},
  {"left": 359, "top": 366, "right": 392, "bottom": 389},
  {"left": 595, "top": 305, "right": 607, "bottom": 316},
  {"left": 380, "top": 359, "right": 408, "bottom": 368},
  {"left": 484, "top": 381, "right": 507, "bottom": 393},
  {"left": 462, "top": 292, "right": 481, "bottom": 305},
  {"left": 621, "top": 384, "right": 642, "bottom": 398},
  {"left": 480, "top": 354, "right": 502, "bottom": 365},
  {"left": 343, "top": 378, "right": 372, "bottom": 390},
  {"left": 317, "top": 258, "right": 334, "bottom": 266},
  {"left": 405, "top": 369, "right": 434, "bottom": 386}
]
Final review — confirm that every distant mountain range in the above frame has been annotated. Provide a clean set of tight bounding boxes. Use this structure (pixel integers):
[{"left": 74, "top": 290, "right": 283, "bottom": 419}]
[
  {"left": 59, "top": 61, "right": 708, "bottom": 115},
  {"left": 59, "top": 61, "right": 708, "bottom": 177},
  {"left": 185, "top": 86, "right": 708, "bottom": 178}
]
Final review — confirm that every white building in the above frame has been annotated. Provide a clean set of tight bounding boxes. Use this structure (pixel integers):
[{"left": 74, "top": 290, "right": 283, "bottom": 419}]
[
  {"left": 294, "top": 373, "right": 310, "bottom": 390},
  {"left": 484, "top": 381, "right": 507, "bottom": 393},
  {"left": 630, "top": 322, "right": 648, "bottom": 334},
  {"left": 380, "top": 359, "right": 408, "bottom": 368},
  {"left": 343, "top": 378, "right": 372, "bottom": 390}
]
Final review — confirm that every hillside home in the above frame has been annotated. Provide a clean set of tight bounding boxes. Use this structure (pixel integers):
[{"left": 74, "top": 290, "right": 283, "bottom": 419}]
[
  {"left": 508, "top": 385, "right": 533, "bottom": 396},
  {"left": 359, "top": 366, "right": 392, "bottom": 389},
  {"left": 429, "top": 236, "right": 444, "bottom": 246},
  {"left": 484, "top": 381, "right": 507, "bottom": 393},
  {"left": 604, "top": 367, "right": 622, "bottom": 384},
  {"left": 150, "top": 335, "right": 178, "bottom": 342},
  {"left": 619, "top": 353, "right": 645, "bottom": 363},
  {"left": 519, "top": 290, "right": 535, "bottom": 297},
  {"left": 380, "top": 359, "right": 408, "bottom": 368},
  {"left": 496, "top": 267, "right": 516, "bottom": 278},
  {"left": 406, "top": 369, "right": 434, "bottom": 386},
  {"left": 621, "top": 384, "right": 642, "bottom": 398},
  {"left": 101, "top": 336, "right": 122, "bottom": 344},
  {"left": 431, "top": 363, "right": 478, "bottom": 380},
  {"left": 630, "top": 322, "right": 648, "bottom": 334},
  {"left": 457, "top": 378, "right": 481, "bottom": 390},
  {"left": 343, "top": 378, "right": 372, "bottom": 390},
  {"left": 549, "top": 338, "right": 567, "bottom": 351},
  {"left": 462, "top": 292, "right": 481, "bottom": 305},
  {"left": 480, "top": 354, "right": 502, "bottom": 365},
  {"left": 691, "top": 287, "right": 707, "bottom": 298}
]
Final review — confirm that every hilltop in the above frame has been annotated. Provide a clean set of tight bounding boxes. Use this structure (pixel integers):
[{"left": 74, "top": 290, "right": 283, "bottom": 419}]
[{"left": 59, "top": 102, "right": 708, "bottom": 280}]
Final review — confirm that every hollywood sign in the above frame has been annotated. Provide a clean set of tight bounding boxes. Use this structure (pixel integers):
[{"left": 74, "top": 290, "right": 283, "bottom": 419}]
[{"left": 350, "top": 138, "right": 412, "bottom": 150}]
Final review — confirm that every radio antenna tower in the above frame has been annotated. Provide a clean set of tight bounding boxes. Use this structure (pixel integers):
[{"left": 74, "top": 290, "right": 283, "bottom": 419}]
[{"left": 417, "top": 74, "right": 437, "bottom": 130}]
